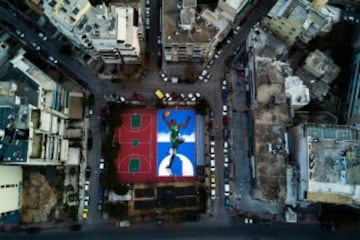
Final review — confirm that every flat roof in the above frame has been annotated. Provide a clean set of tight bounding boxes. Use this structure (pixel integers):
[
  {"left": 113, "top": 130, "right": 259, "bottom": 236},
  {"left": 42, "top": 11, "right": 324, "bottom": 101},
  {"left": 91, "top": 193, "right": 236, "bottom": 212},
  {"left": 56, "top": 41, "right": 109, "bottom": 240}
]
[
  {"left": 253, "top": 57, "right": 292, "bottom": 202},
  {"left": 163, "top": 0, "right": 217, "bottom": 44},
  {"left": 305, "top": 124, "right": 360, "bottom": 203},
  {"left": 0, "top": 64, "right": 40, "bottom": 107}
]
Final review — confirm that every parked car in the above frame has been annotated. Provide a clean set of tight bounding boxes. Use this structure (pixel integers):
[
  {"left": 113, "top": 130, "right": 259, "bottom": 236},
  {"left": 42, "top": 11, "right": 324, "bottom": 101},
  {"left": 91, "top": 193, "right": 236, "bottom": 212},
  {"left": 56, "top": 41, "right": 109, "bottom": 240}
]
[
  {"left": 214, "top": 48, "right": 223, "bottom": 59},
  {"left": 224, "top": 141, "right": 229, "bottom": 154},
  {"left": 85, "top": 167, "right": 91, "bottom": 178},
  {"left": 221, "top": 91, "right": 228, "bottom": 102},
  {"left": 84, "top": 181, "right": 90, "bottom": 191},
  {"left": 195, "top": 92, "right": 201, "bottom": 99},
  {"left": 224, "top": 168, "right": 230, "bottom": 181},
  {"left": 98, "top": 201, "right": 103, "bottom": 211},
  {"left": 226, "top": 37, "right": 233, "bottom": 44},
  {"left": 187, "top": 93, "right": 196, "bottom": 102},
  {"left": 210, "top": 146, "right": 215, "bottom": 158},
  {"left": 99, "top": 158, "right": 105, "bottom": 170},
  {"left": 145, "top": 17, "right": 150, "bottom": 29},
  {"left": 31, "top": 41, "right": 40, "bottom": 51},
  {"left": 155, "top": 89, "right": 165, "bottom": 100},
  {"left": 206, "top": 59, "right": 215, "bottom": 69},
  {"left": 211, "top": 189, "right": 216, "bottom": 200},
  {"left": 84, "top": 196, "right": 90, "bottom": 207},
  {"left": 38, "top": 32, "right": 47, "bottom": 41},
  {"left": 221, "top": 79, "right": 227, "bottom": 89},
  {"left": 224, "top": 197, "right": 230, "bottom": 208},
  {"left": 98, "top": 186, "right": 103, "bottom": 197},
  {"left": 82, "top": 209, "right": 89, "bottom": 219},
  {"left": 200, "top": 69, "right": 208, "bottom": 77},
  {"left": 164, "top": 92, "right": 173, "bottom": 101},
  {"left": 171, "top": 91, "right": 179, "bottom": 100},
  {"left": 210, "top": 159, "right": 215, "bottom": 172},
  {"left": 87, "top": 131, "right": 93, "bottom": 150},
  {"left": 210, "top": 136, "right": 215, "bottom": 146},
  {"left": 179, "top": 92, "right": 187, "bottom": 101},
  {"left": 224, "top": 183, "right": 230, "bottom": 196},
  {"left": 210, "top": 174, "right": 216, "bottom": 188},
  {"left": 118, "top": 220, "right": 131, "bottom": 227},
  {"left": 222, "top": 104, "right": 228, "bottom": 116},
  {"left": 233, "top": 26, "right": 240, "bottom": 34},
  {"left": 133, "top": 92, "right": 145, "bottom": 101},
  {"left": 224, "top": 155, "right": 229, "bottom": 164},
  {"left": 159, "top": 70, "right": 168, "bottom": 82},
  {"left": 206, "top": 72, "right": 213, "bottom": 81},
  {"left": 15, "top": 29, "right": 24, "bottom": 38}
]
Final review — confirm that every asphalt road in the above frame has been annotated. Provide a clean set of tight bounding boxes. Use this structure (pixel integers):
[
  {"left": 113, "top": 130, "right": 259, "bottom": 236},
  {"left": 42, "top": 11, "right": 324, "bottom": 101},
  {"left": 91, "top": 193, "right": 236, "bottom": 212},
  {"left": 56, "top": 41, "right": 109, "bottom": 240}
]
[{"left": 0, "top": 223, "right": 359, "bottom": 240}]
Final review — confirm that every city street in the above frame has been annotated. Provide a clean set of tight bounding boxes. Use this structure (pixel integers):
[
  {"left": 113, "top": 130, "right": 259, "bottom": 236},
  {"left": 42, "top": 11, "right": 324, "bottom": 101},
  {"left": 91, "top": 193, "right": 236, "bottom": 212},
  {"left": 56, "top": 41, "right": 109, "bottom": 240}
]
[
  {"left": 0, "top": 0, "right": 276, "bottom": 226},
  {"left": 0, "top": 222, "right": 359, "bottom": 240}
]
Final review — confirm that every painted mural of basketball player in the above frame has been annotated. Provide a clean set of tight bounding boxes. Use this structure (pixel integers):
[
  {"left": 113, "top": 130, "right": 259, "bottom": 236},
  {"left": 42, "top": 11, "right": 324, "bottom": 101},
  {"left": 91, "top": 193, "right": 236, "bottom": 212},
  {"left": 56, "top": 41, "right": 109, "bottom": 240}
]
[{"left": 162, "top": 112, "right": 191, "bottom": 169}]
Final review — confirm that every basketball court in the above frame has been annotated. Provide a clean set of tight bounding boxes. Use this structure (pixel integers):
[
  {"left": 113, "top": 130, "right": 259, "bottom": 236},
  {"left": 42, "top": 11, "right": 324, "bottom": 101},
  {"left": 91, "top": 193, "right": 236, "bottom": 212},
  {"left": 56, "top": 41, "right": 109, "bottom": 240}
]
[
  {"left": 116, "top": 109, "right": 156, "bottom": 182},
  {"left": 116, "top": 108, "right": 196, "bottom": 183}
]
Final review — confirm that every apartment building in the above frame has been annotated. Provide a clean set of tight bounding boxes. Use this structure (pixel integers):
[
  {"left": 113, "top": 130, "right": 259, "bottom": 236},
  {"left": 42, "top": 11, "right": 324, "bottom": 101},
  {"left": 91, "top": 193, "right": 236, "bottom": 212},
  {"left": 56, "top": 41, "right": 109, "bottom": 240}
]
[
  {"left": 42, "top": 0, "right": 141, "bottom": 64},
  {"left": 0, "top": 50, "right": 82, "bottom": 165},
  {"left": 163, "top": 0, "right": 232, "bottom": 62},
  {"left": 290, "top": 124, "right": 360, "bottom": 206},
  {"left": 295, "top": 49, "right": 340, "bottom": 101},
  {"left": 262, "top": 0, "right": 340, "bottom": 46}
]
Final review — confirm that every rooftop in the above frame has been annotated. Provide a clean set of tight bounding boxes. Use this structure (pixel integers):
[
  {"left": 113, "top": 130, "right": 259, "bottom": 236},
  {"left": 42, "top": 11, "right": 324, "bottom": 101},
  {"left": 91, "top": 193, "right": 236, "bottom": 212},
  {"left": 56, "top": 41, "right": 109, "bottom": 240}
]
[
  {"left": 253, "top": 57, "right": 292, "bottom": 202},
  {"left": 305, "top": 124, "right": 360, "bottom": 204},
  {"left": 224, "top": 0, "right": 248, "bottom": 12},
  {"left": 0, "top": 64, "right": 40, "bottom": 107},
  {"left": 44, "top": 0, "right": 91, "bottom": 31},
  {"left": 163, "top": 0, "right": 217, "bottom": 43}
]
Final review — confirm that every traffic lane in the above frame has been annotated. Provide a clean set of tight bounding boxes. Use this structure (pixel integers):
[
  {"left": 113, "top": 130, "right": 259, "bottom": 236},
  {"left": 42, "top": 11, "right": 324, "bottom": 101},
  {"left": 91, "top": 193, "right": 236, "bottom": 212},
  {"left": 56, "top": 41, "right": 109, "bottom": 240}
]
[
  {"left": 1, "top": 223, "right": 358, "bottom": 240},
  {"left": 210, "top": 63, "right": 226, "bottom": 204},
  {"left": 146, "top": 0, "right": 160, "bottom": 69},
  {"left": 218, "top": 0, "right": 276, "bottom": 59},
  {"left": 87, "top": 112, "right": 103, "bottom": 224}
]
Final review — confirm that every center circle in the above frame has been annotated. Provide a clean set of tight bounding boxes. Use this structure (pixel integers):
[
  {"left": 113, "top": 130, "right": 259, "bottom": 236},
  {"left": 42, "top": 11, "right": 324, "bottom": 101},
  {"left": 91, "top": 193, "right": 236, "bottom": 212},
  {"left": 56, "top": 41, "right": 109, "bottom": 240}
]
[{"left": 132, "top": 139, "right": 139, "bottom": 147}]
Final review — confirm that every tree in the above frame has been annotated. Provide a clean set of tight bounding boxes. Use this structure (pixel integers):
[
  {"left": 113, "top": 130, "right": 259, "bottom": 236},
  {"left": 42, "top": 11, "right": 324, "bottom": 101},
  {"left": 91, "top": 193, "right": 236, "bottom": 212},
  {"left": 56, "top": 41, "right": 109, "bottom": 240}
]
[
  {"left": 198, "top": 186, "right": 207, "bottom": 213},
  {"left": 184, "top": 64, "right": 198, "bottom": 83},
  {"left": 69, "top": 167, "right": 77, "bottom": 176},
  {"left": 104, "top": 202, "right": 128, "bottom": 219},
  {"left": 194, "top": 98, "right": 209, "bottom": 115},
  {"left": 65, "top": 184, "right": 74, "bottom": 192},
  {"left": 83, "top": 94, "right": 95, "bottom": 107},
  {"left": 113, "top": 184, "right": 129, "bottom": 195}
]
